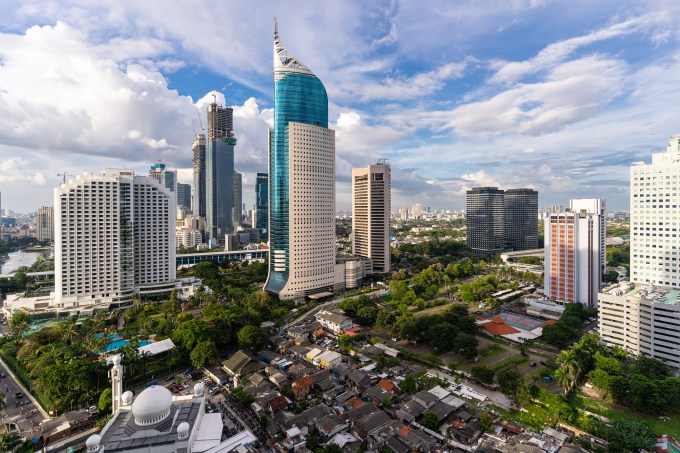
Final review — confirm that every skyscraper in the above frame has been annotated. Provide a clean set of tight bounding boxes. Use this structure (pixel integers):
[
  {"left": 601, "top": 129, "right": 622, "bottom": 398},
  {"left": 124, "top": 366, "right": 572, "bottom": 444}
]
[
  {"left": 352, "top": 163, "right": 391, "bottom": 273},
  {"left": 399, "top": 207, "right": 408, "bottom": 221},
  {"left": 192, "top": 133, "right": 206, "bottom": 218},
  {"left": 630, "top": 135, "right": 680, "bottom": 287},
  {"left": 233, "top": 171, "right": 242, "bottom": 229},
  {"left": 412, "top": 203, "right": 422, "bottom": 220},
  {"left": 504, "top": 188, "right": 538, "bottom": 251},
  {"left": 265, "top": 22, "right": 336, "bottom": 299},
  {"left": 176, "top": 183, "right": 192, "bottom": 212},
  {"left": 149, "top": 162, "right": 176, "bottom": 193},
  {"left": 466, "top": 187, "right": 504, "bottom": 253},
  {"left": 544, "top": 199, "right": 605, "bottom": 307},
  {"left": 36, "top": 206, "right": 54, "bottom": 242},
  {"left": 255, "top": 173, "right": 268, "bottom": 233},
  {"left": 205, "top": 102, "right": 236, "bottom": 244},
  {"left": 55, "top": 169, "right": 176, "bottom": 308}
]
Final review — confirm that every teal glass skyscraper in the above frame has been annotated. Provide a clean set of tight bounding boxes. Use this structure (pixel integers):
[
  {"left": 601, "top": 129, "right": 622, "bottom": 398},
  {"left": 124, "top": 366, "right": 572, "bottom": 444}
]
[{"left": 265, "top": 21, "right": 336, "bottom": 299}]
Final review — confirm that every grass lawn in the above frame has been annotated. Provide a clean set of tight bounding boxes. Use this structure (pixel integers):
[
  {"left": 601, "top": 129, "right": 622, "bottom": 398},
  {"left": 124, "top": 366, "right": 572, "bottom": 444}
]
[
  {"left": 489, "top": 355, "right": 529, "bottom": 373},
  {"left": 570, "top": 392, "right": 680, "bottom": 438},
  {"left": 478, "top": 343, "right": 506, "bottom": 361}
]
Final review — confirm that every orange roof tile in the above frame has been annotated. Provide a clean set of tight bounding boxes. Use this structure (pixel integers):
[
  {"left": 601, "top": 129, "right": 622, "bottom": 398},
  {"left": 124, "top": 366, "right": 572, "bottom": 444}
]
[
  {"left": 543, "top": 319, "right": 558, "bottom": 326},
  {"left": 377, "top": 378, "right": 396, "bottom": 393},
  {"left": 347, "top": 397, "right": 365, "bottom": 409},
  {"left": 482, "top": 321, "right": 520, "bottom": 336},
  {"left": 399, "top": 426, "right": 412, "bottom": 438},
  {"left": 292, "top": 375, "right": 314, "bottom": 391}
]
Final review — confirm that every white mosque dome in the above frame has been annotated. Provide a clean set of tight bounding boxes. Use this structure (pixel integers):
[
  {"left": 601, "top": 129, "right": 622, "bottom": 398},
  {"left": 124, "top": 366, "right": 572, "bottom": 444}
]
[
  {"left": 194, "top": 382, "right": 205, "bottom": 397},
  {"left": 131, "top": 385, "right": 172, "bottom": 426},
  {"left": 121, "top": 391, "right": 134, "bottom": 405},
  {"left": 177, "top": 421, "right": 190, "bottom": 440},
  {"left": 86, "top": 434, "right": 101, "bottom": 451}
]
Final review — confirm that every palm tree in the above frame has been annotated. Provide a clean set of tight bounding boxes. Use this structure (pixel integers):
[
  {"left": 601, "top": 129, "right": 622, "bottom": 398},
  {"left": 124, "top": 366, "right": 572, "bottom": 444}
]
[
  {"left": 554, "top": 367, "right": 573, "bottom": 396},
  {"left": 0, "top": 432, "right": 23, "bottom": 451}
]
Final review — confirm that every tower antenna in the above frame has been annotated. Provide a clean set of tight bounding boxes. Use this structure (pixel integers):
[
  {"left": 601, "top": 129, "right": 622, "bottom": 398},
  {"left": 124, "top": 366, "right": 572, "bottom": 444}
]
[{"left": 57, "top": 172, "right": 70, "bottom": 184}]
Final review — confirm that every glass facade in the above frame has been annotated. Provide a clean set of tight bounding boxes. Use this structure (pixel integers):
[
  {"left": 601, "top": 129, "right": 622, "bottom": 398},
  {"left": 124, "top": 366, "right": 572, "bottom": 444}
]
[
  {"left": 266, "top": 71, "right": 329, "bottom": 293},
  {"left": 256, "top": 173, "right": 268, "bottom": 232}
]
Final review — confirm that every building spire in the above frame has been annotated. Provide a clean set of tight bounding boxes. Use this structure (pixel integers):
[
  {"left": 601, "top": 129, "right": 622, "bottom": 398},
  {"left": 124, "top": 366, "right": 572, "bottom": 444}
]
[{"left": 273, "top": 19, "right": 313, "bottom": 78}]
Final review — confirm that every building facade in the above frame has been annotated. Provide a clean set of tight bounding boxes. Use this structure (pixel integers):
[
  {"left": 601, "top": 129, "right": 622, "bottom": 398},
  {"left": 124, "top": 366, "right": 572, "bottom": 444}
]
[
  {"left": 192, "top": 133, "right": 206, "bottom": 218},
  {"left": 352, "top": 163, "right": 391, "bottom": 273},
  {"left": 176, "top": 183, "right": 191, "bottom": 212},
  {"left": 176, "top": 228, "right": 202, "bottom": 249},
  {"left": 205, "top": 103, "right": 236, "bottom": 244},
  {"left": 599, "top": 282, "right": 680, "bottom": 370},
  {"left": 233, "top": 171, "right": 242, "bottom": 230},
  {"left": 54, "top": 169, "right": 176, "bottom": 309},
  {"left": 504, "top": 188, "right": 538, "bottom": 251},
  {"left": 543, "top": 199, "right": 605, "bottom": 307},
  {"left": 466, "top": 187, "right": 505, "bottom": 253},
  {"left": 265, "top": 23, "right": 336, "bottom": 299},
  {"left": 630, "top": 135, "right": 680, "bottom": 287},
  {"left": 36, "top": 205, "right": 54, "bottom": 242},
  {"left": 149, "top": 162, "right": 176, "bottom": 193},
  {"left": 256, "top": 172, "right": 268, "bottom": 234}
]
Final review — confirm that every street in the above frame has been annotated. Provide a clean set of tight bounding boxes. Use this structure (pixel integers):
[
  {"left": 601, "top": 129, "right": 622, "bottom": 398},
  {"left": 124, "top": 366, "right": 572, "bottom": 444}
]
[{"left": 0, "top": 360, "right": 46, "bottom": 437}]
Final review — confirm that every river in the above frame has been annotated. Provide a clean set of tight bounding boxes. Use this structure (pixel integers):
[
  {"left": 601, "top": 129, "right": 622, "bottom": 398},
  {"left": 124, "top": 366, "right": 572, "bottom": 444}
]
[{"left": 0, "top": 250, "right": 42, "bottom": 274}]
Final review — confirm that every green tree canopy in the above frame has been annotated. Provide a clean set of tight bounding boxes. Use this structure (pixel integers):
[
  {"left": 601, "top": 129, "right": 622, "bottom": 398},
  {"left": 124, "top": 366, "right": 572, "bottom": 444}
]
[
  {"left": 237, "top": 325, "right": 267, "bottom": 349},
  {"left": 190, "top": 340, "right": 219, "bottom": 368}
]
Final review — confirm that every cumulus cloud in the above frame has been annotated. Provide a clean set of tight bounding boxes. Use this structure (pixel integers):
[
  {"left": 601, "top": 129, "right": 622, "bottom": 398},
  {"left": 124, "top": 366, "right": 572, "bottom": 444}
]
[{"left": 0, "top": 157, "right": 46, "bottom": 185}]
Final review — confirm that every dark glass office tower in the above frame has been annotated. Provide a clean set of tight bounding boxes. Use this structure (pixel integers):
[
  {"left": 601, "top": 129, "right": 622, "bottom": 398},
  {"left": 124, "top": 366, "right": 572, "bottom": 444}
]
[
  {"left": 255, "top": 172, "right": 268, "bottom": 234},
  {"left": 504, "top": 188, "right": 538, "bottom": 251},
  {"left": 466, "top": 187, "right": 504, "bottom": 254}
]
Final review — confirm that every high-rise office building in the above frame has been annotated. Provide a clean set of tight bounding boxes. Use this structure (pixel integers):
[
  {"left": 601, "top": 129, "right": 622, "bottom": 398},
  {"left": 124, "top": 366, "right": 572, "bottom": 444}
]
[
  {"left": 412, "top": 203, "right": 422, "bottom": 220},
  {"left": 504, "top": 188, "right": 538, "bottom": 251},
  {"left": 630, "top": 135, "right": 680, "bottom": 287},
  {"left": 233, "top": 172, "right": 242, "bottom": 229},
  {"left": 265, "top": 22, "right": 336, "bottom": 299},
  {"left": 192, "top": 133, "right": 206, "bottom": 218},
  {"left": 544, "top": 199, "right": 605, "bottom": 307},
  {"left": 55, "top": 169, "right": 176, "bottom": 308},
  {"left": 352, "top": 163, "right": 391, "bottom": 273},
  {"left": 255, "top": 173, "right": 268, "bottom": 233},
  {"left": 176, "top": 183, "right": 192, "bottom": 211},
  {"left": 205, "top": 102, "right": 236, "bottom": 243},
  {"left": 399, "top": 207, "right": 408, "bottom": 221},
  {"left": 36, "top": 206, "right": 54, "bottom": 242},
  {"left": 466, "top": 187, "right": 504, "bottom": 253},
  {"left": 149, "top": 162, "right": 176, "bottom": 193}
]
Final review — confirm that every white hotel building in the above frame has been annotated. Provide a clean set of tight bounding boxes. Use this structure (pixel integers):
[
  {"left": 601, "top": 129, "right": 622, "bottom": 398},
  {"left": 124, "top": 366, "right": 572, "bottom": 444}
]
[{"left": 54, "top": 169, "right": 176, "bottom": 309}]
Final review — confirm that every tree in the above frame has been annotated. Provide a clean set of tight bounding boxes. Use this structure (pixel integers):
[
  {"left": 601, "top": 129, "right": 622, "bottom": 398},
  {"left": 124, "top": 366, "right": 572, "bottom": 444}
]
[
  {"left": 98, "top": 388, "right": 112, "bottom": 413},
  {"left": 338, "top": 334, "right": 354, "bottom": 352},
  {"left": 356, "top": 306, "right": 377, "bottom": 325},
  {"left": 231, "top": 387, "right": 254, "bottom": 406},
  {"left": 427, "top": 322, "right": 458, "bottom": 352},
  {"left": 471, "top": 366, "right": 495, "bottom": 385},
  {"left": 8, "top": 310, "right": 30, "bottom": 336},
  {"left": 172, "top": 319, "right": 211, "bottom": 351},
  {"left": 479, "top": 413, "right": 494, "bottom": 433},
  {"left": 0, "top": 432, "right": 23, "bottom": 452},
  {"left": 322, "top": 444, "right": 343, "bottom": 453},
  {"left": 400, "top": 375, "right": 418, "bottom": 394},
  {"left": 375, "top": 309, "right": 395, "bottom": 329},
  {"left": 496, "top": 369, "right": 526, "bottom": 402},
  {"left": 237, "top": 325, "right": 267, "bottom": 349},
  {"left": 604, "top": 420, "right": 656, "bottom": 452},
  {"left": 453, "top": 333, "right": 478, "bottom": 359},
  {"left": 554, "top": 367, "right": 573, "bottom": 396},
  {"left": 190, "top": 340, "right": 219, "bottom": 368},
  {"left": 421, "top": 411, "right": 439, "bottom": 430}
]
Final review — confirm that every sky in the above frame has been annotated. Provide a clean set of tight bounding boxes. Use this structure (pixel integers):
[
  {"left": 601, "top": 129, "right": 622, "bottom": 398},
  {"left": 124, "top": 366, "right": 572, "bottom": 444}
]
[{"left": 1, "top": 0, "right": 679, "bottom": 214}]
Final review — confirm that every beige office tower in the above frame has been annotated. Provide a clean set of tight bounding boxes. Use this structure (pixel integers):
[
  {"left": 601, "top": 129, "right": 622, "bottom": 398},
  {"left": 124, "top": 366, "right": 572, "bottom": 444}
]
[
  {"left": 352, "top": 163, "right": 391, "bottom": 273},
  {"left": 36, "top": 206, "right": 54, "bottom": 242},
  {"left": 55, "top": 169, "right": 176, "bottom": 309},
  {"left": 399, "top": 208, "right": 408, "bottom": 221}
]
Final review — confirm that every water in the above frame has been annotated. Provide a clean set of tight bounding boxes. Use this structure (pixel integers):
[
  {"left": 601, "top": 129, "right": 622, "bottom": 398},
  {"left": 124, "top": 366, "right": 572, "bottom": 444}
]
[{"left": 0, "top": 250, "right": 42, "bottom": 274}]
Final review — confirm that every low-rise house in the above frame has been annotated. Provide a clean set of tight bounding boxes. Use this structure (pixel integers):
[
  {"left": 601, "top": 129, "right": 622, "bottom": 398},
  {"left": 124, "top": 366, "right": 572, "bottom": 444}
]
[
  {"left": 327, "top": 432, "right": 361, "bottom": 451},
  {"left": 364, "top": 385, "right": 391, "bottom": 405},
  {"left": 399, "top": 426, "right": 439, "bottom": 452},
  {"left": 291, "top": 376, "right": 315, "bottom": 400},
  {"left": 347, "top": 402, "right": 379, "bottom": 423},
  {"left": 396, "top": 399, "right": 427, "bottom": 423},
  {"left": 347, "top": 369, "right": 372, "bottom": 390},
  {"left": 223, "top": 350, "right": 265, "bottom": 377},
  {"left": 205, "top": 364, "right": 231, "bottom": 385},
  {"left": 428, "top": 401, "right": 456, "bottom": 422},
  {"left": 316, "top": 413, "right": 349, "bottom": 440},
  {"left": 287, "top": 363, "right": 313, "bottom": 379},
  {"left": 377, "top": 378, "right": 400, "bottom": 395},
  {"left": 365, "top": 419, "right": 404, "bottom": 451},
  {"left": 316, "top": 350, "right": 342, "bottom": 369},
  {"left": 450, "top": 419, "right": 482, "bottom": 444},
  {"left": 413, "top": 390, "right": 438, "bottom": 409},
  {"left": 289, "top": 345, "right": 311, "bottom": 360},
  {"left": 353, "top": 410, "right": 393, "bottom": 439},
  {"left": 269, "top": 371, "right": 289, "bottom": 388},
  {"left": 330, "top": 363, "right": 353, "bottom": 381},
  {"left": 316, "top": 310, "right": 355, "bottom": 334},
  {"left": 283, "top": 404, "right": 332, "bottom": 431},
  {"left": 266, "top": 395, "right": 291, "bottom": 414}
]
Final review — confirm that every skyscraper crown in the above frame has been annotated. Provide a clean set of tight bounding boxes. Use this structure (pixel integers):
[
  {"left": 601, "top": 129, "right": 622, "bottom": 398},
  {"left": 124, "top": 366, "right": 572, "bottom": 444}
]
[{"left": 273, "top": 19, "right": 314, "bottom": 78}]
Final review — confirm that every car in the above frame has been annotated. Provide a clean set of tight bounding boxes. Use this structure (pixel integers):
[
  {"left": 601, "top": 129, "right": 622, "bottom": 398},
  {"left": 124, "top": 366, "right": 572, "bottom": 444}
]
[
  {"left": 539, "top": 360, "right": 547, "bottom": 366},
  {"left": 181, "top": 382, "right": 189, "bottom": 390},
  {"left": 0, "top": 372, "right": 6, "bottom": 378},
  {"left": 88, "top": 405, "right": 99, "bottom": 414},
  {"left": 530, "top": 362, "right": 537, "bottom": 367},
  {"left": 15, "top": 392, "right": 23, "bottom": 399}
]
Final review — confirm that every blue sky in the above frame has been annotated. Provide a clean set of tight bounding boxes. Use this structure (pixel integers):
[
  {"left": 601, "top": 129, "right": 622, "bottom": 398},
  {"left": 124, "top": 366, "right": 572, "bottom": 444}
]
[{"left": 1, "top": 0, "right": 679, "bottom": 213}]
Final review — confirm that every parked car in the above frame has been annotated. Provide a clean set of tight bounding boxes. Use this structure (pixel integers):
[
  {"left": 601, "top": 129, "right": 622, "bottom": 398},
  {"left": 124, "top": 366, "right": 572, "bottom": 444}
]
[
  {"left": 530, "top": 362, "right": 537, "bottom": 367},
  {"left": 15, "top": 392, "right": 23, "bottom": 399}
]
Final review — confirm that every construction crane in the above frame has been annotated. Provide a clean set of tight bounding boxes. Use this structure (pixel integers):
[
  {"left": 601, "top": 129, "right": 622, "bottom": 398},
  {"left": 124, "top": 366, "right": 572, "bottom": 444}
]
[{"left": 57, "top": 172, "right": 70, "bottom": 184}]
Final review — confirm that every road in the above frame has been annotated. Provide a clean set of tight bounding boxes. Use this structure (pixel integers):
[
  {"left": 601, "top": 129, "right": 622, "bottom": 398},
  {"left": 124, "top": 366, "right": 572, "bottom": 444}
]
[{"left": 0, "top": 360, "right": 47, "bottom": 437}]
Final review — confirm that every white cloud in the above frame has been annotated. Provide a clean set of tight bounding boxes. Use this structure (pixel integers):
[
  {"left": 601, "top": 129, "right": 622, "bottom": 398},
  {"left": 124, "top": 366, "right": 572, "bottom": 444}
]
[{"left": 0, "top": 157, "right": 46, "bottom": 185}]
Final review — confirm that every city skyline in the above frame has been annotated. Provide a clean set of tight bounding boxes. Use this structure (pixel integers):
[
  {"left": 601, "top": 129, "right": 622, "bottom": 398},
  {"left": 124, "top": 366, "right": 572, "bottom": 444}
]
[{"left": 1, "top": 1, "right": 680, "bottom": 212}]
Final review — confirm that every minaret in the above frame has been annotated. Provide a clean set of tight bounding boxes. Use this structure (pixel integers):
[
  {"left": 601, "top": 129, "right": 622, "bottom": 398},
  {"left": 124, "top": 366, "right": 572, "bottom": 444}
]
[{"left": 109, "top": 354, "right": 124, "bottom": 414}]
